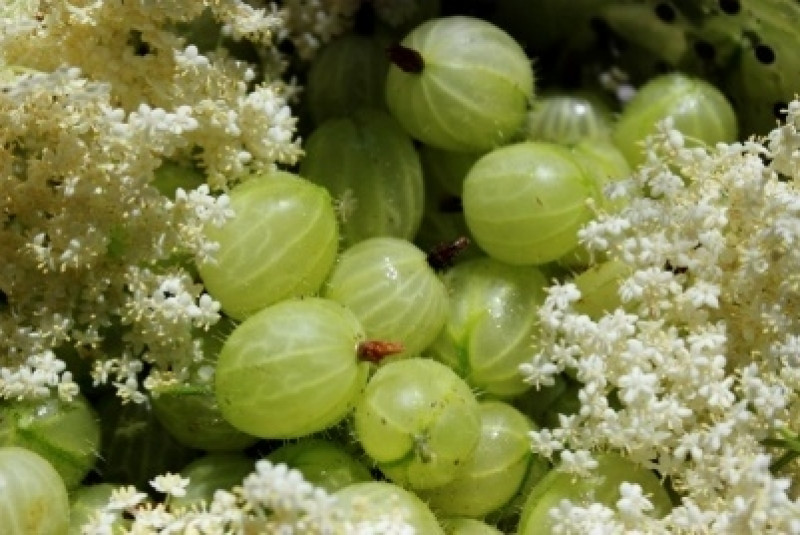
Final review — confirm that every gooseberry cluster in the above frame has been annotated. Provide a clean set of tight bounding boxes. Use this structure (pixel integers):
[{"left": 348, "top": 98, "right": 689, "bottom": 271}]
[{"left": 3, "top": 1, "right": 800, "bottom": 534}]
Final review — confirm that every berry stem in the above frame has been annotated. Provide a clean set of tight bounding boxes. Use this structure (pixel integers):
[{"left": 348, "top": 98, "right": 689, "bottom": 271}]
[{"left": 386, "top": 44, "right": 424, "bottom": 73}]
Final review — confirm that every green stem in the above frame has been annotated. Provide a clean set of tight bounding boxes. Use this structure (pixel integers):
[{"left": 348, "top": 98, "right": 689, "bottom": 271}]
[{"left": 771, "top": 450, "right": 800, "bottom": 473}]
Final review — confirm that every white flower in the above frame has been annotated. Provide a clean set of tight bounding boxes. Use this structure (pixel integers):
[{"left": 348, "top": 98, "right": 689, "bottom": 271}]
[
  {"left": 81, "top": 510, "right": 120, "bottom": 535},
  {"left": 617, "top": 367, "right": 658, "bottom": 405},
  {"left": 559, "top": 449, "right": 598, "bottom": 477},
  {"left": 150, "top": 473, "right": 190, "bottom": 498},
  {"left": 546, "top": 282, "right": 583, "bottom": 310},
  {"left": 616, "top": 482, "right": 654, "bottom": 519},
  {"left": 549, "top": 500, "right": 625, "bottom": 535},
  {"left": 108, "top": 485, "right": 148, "bottom": 510},
  {"left": 175, "top": 45, "right": 210, "bottom": 68},
  {"left": 518, "top": 97, "right": 800, "bottom": 530}
]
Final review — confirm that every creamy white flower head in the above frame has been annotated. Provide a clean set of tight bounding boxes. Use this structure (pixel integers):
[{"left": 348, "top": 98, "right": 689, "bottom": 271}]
[
  {"left": 90, "top": 459, "right": 417, "bottom": 534},
  {"left": 520, "top": 107, "right": 800, "bottom": 530}
]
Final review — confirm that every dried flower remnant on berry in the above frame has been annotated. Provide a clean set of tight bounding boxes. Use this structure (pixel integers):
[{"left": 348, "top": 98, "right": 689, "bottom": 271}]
[
  {"left": 386, "top": 43, "right": 425, "bottom": 74},
  {"left": 426, "top": 236, "right": 471, "bottom": 271},
  {"left": 357, "top": 340, "right": 405, "bottom": 363}
]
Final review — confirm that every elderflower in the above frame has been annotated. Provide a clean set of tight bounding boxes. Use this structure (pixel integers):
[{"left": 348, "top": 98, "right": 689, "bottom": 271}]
[
  {"left": 83, "top": 461, "right": 418, "bottom": 534},
  {"left": 267, "top": 0, "right": 361, "bottom": 60},
  {"left": 520, "top": 103, "right": 800, "bottom": 531},
  {"left": 151, "top": 473, "right": 191, "bottom": 498},
  {"left": 0, "top": 1, "right": 300, "bottom": 404}
]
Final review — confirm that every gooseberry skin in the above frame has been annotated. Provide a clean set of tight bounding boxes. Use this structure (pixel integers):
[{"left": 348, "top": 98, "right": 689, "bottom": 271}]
[
  {"left": 323, "top": 237, "right": 449, "bottom": 359},
  {"left": 613, "top": 72, "right": 737, "bottom": 167},
  {"left": 215, "top": 298, "right": 370, "bottom": 439},
  {"left": 524, "top": 94, "right": 613, "bottom": 146},
  {"left": 334, "top": 481, "right": 445, "bottom": 534},
  {"left": 171, "top": 454, "right": 255, "bottom": 509},
  {"left": 570, "top": 139, "right": 631, "bottom": 212},
  {"left": 426, "top": 256, "right": 548, "bottom": 398},
  {"left": 572, "top": 259, "right": 632, "bottom": 319},
  {"left": 300, "top": 108, "right": 424, "bottom": 247},
  {"left": 0, "top": 394, "right": 100, "bottom": 489},
  {"left": 353, "top": 358, "right": 481, "bottom": 490},
  {"left": 419, "top": 144, "right": 482, "bottom": 198},
  {"left": 462, "top": 142, "right": 597, "bottom": 266},
  {"left": 305, "top": 34, "right": 390, "bottom": 125},
  {"left": 197, "top": 170, "right": 339, "bottom": 321},
  {"left": 417, "top": 401, "right": 539, "bottom": 518},
  {"left": 439, "top": 517, "right": 503, "bottom": 535},
  {"left": 414, "top": 146, "right": 481, "bottom": 261},
  {"left": 151, "top": 384, "right": 259, "bottom": 452},
  {"left": 68, "top": 484, "right": 125, "bottom": 534},
  {"left": 0, "top": 446, "right": 70, "bottom": 535},
  {"left": 96, "top": 394, "right": 198, "bottom": 491},
  {"left": 517, "top": 452, "right": 673, "bottom": 534},
  {"left": 266, "top": 438, "right": 373, "bottom": 493},
  {"left": 385, "top": 16, "right": 534, "bottom": 152}
]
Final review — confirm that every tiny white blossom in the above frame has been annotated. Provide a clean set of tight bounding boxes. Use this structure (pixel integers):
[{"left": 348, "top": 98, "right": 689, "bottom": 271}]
[
  {"left": 559, "top": 449, "right": 598, "bottom": 477},
  {"left": 150, "top": 473, "right": 190, "bottom": 497},
  {"left": 616, "top": 482, "right": 654, "bottom": 519},
  {"left": 108, "top": 485, "right": 148, "bottom": 510}
]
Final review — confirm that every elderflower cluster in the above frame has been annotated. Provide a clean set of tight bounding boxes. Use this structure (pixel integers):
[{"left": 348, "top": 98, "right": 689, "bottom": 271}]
[
  {"left": 1, "top": 0, "right": 300, "bottom": 188},
  {"left": 261, "top": 0, "right": 361, "bottom": 61},
  {"left": 83, "top": 461, "right": 416, "bottom": 534},
  {"left": 0, "top": 1, "right": 301, "bottom": 403},
  {"left": 520, "top": 111, "right": 800, "bottom": 531}
]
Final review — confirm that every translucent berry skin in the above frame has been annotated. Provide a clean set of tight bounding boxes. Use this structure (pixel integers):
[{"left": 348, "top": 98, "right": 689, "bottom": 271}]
[
  {"left": 439, "top": 517, "right": 503, "bottom": 535},
  {"left": 215, "top": 298, "right": 370, "bottom": 439},
  {"left": 353, "top": 358, "right": 481, "bottom": 490},
  {"left": 323, "top": 237, "right": 448, "bottom": 358},
  {"left": 0, "top": 446, "right": 70, "bottom": 535},
  {"left": 385, "top": 16, "right": 534, "bottom": 153},
  {"left": 0, "top": 395, "right": 100, "bottom": 489},
  {"left": 69, "top": 484, "right": 125, "bottom": 534},
  {"left": 266, "top": 438, "right": 373, "bottom": 493},
  {"left": 462, "top": 142, "right": 597, "bottom": 266},
  {"left": 569, "top": 139, "right": 631, "bottom": 213},
  {"left": 96, "top": 394, "right": 198, "bottom": 491},
  {"left": 306, "top": 34, "right": 390, "bottom": 125},
  {"left": 525, "top": 94, "right": 613, "bottom": 146},
  {"left": 417, "top": 401, "right": 539, "bottom": 518},
  {"left": 613, "top": 73, "right": 737, "bottom": 167},
  {"left": 197, "top": 170, "right": 339, "bottom": 320},
  {"left": 517, "top": 452, "right": 673, "bottom": 534},
  {"left": 419, "top": 145, "right": 482, "bottom": 198},
  {"left": 427, "top": 257, "right": 547, "bottom": 398},
  {"left": 572, "top": 259, "right": 632, "bottom": 319},
  {"left": 151, "top": 384, "right": 258, "bottom": 452},
  {"left": 171, "top": 454, "right": 254, "bottom": 509},
  {"left": 334, "top": 481, "right": 445, "bottom": 534},
  {"left": 300, "top": 109, "right": 424, "bottom": 247},
  {"left": 414, "top": 147, "right": 481, "bottom": 262}
]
